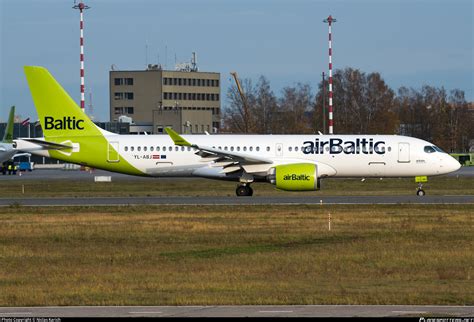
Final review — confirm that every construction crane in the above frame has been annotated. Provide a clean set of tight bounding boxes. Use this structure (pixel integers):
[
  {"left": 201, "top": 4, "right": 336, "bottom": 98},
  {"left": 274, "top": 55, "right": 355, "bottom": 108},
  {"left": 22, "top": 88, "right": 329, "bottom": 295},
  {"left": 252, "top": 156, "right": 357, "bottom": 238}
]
[{"left": 230, "top": 71, "right": 251, "bottom": 133}]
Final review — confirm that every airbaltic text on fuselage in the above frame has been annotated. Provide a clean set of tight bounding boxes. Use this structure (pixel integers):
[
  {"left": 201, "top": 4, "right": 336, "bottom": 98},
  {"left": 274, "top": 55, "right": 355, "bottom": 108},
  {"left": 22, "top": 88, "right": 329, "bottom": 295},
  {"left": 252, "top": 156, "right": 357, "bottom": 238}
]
[
  {"left": 44, "top": 116, "right": 84, "bottom": 130},
  {"left": 303, "top": 138, "right": 386, "bottom": 154}
]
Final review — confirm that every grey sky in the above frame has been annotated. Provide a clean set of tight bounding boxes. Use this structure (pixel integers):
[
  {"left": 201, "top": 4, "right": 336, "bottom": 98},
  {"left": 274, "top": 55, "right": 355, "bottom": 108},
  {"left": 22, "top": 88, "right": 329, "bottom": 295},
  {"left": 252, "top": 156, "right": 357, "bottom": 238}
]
[{"left": 1, "top": 0, "right": 473, "bottom": 122}]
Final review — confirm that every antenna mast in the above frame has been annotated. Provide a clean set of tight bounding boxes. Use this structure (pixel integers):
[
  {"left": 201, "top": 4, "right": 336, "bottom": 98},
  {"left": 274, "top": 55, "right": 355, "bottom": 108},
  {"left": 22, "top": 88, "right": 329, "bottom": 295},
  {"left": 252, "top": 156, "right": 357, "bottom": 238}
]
[
  {"left": 323, "top": 15, "right": 336, "bottom": 134},
  {"left": 73, "top": 1, "right": 90, "bottom": 112}
]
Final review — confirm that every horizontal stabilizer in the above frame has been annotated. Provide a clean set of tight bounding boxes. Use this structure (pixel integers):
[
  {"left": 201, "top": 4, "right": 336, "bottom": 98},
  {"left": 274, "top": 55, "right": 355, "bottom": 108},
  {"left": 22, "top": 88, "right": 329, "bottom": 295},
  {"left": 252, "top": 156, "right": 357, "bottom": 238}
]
[{"left": 20, "top": 138, "right": 73, "bottom": 150}]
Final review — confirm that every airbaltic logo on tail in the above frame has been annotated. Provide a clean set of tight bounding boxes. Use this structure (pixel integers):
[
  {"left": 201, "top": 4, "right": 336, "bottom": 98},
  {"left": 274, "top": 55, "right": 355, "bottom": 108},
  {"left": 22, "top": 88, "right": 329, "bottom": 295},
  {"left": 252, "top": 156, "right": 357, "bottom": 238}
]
[{"left": 44, "top": 116, "right": 84, "bottom": 130}]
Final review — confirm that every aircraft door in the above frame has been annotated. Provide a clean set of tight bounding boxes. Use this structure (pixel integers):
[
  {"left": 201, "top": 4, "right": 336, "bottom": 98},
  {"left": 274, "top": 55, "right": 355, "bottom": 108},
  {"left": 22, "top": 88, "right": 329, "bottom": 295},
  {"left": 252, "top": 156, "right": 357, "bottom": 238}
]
[
  {"left": 275, "top": 143, "right": 283, "bottom": 157},
  {"left": 398, "top": 142, "right": 410, "bottom": 163},
  {"left": 107, "top": 141, "right": 120, "bottom": 163}
]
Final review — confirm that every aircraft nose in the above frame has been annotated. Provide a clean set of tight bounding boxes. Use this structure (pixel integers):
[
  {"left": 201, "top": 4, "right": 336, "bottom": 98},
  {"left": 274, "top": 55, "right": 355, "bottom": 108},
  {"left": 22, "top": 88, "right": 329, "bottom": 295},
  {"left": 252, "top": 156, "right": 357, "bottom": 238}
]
[{"left": 447, "top": 155, "right": 461, "bottom": 173}]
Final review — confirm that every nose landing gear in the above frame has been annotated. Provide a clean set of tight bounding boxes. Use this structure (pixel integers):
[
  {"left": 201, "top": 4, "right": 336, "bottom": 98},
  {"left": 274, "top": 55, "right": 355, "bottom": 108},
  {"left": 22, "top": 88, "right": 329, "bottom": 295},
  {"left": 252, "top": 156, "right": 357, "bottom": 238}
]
[
  {"left": 415, "top": 176, "right": 428, "bottom": 196},
  {"left": 416, "top": 183, "right": 426, "bottom": 196}
]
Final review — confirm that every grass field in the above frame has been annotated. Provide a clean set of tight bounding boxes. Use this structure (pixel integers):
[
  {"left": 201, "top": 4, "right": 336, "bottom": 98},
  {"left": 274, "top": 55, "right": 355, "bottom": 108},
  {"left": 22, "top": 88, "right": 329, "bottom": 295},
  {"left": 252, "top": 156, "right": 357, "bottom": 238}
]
[
  {"left": 1, "top": 204, "right": 472, "bottom": 306},
  {"left": 1, "top": 175, "right": 474, "bottom": 198}
]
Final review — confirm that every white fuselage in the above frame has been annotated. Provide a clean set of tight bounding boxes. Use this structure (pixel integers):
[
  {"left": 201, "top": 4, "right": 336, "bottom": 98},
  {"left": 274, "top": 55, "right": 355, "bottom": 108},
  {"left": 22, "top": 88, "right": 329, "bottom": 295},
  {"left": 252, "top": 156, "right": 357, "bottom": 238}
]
[{"left": 22, "top": 133, "right": 460, "bottom": 179}]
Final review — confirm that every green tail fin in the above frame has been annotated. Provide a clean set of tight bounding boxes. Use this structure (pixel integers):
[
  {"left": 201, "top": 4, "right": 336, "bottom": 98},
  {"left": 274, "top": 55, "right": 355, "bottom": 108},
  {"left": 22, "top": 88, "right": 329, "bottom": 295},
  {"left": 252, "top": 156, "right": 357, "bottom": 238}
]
[
  {"left": 2, "top": 106, "right": 15, "bottom": 143},
  {"left": 23, "top": 66, "right": 101, "bottom": 139}
]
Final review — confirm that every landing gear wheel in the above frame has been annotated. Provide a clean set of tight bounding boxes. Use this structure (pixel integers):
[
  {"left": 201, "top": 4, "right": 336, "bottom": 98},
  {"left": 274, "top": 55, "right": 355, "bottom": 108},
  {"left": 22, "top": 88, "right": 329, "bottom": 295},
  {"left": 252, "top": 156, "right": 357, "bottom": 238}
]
[
  {"left": 416, "top": 183, "right": 426, "bottom": 197},
  {"left": 236, "top": 185, "right": 253, "bottom": 197}
]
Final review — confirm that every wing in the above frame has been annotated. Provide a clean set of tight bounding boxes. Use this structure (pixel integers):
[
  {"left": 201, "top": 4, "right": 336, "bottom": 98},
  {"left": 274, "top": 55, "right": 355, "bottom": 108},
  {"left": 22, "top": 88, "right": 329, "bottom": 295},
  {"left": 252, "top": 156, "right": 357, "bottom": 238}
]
[{"left": 165, "top": 128, "right": 273, "bottom": 174}]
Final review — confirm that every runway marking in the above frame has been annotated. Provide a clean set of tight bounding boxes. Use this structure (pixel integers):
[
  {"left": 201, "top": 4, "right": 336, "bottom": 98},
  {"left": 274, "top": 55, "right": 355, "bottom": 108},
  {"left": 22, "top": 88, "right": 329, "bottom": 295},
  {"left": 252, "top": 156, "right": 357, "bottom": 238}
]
[
  {"left": 392, "top": 311, "right": 427, "bottom": 314},
  {"left": 258, "top": 310, "right": 294, "bottom": 313},
  {"left": 129, "top": 311, "right": 163, "bottom": 314}
]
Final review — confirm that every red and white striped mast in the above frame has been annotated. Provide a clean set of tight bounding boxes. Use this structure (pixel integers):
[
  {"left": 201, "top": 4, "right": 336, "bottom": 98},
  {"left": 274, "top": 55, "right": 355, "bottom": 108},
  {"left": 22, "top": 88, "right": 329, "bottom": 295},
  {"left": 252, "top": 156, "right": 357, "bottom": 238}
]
[
  {"left": 323, "top": 15, "right": 336, "bottom": 134},
  {"left": 73, "top": 1, "right": 90, "bottom": 112}
]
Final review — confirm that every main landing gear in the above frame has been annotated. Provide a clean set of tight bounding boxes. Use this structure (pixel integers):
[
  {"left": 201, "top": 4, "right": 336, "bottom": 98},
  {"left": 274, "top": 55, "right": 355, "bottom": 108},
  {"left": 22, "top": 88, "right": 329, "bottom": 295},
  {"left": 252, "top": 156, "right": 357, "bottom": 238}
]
[
  {"left": 416, "top": 183, "right": 426, "bottom": 196},
  {"left": 236, "top": 184, "right": 253, "bottom": 197}
]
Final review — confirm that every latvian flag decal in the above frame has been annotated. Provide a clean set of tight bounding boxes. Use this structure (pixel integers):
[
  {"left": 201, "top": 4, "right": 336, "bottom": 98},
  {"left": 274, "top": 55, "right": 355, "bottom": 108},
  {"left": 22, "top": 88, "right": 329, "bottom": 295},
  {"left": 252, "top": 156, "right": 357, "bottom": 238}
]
[{"left": 153, "top": 155, "right": 167, "bottom": 159}]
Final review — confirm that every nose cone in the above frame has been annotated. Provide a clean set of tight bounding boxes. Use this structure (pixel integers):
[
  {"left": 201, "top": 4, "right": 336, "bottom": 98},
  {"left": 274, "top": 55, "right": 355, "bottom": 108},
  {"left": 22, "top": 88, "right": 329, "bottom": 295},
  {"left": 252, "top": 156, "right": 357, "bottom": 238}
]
[{"left": 446, "top": 155, "right": 461, "bottom": 174}]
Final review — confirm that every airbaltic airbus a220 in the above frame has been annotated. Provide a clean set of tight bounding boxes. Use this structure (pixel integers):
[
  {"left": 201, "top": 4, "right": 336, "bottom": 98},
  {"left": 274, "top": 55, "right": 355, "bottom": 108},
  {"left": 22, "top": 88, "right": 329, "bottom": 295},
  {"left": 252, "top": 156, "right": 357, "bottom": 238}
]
[{"left": 16, "top": 66, "right": 461, "bottom": 196}]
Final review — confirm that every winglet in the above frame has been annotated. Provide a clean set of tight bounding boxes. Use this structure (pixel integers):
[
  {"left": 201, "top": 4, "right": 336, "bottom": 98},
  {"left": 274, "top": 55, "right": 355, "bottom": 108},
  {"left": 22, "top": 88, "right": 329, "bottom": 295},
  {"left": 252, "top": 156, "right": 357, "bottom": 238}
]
[{"left": 165, "top": 127, "right": 191, "bottom": 146}]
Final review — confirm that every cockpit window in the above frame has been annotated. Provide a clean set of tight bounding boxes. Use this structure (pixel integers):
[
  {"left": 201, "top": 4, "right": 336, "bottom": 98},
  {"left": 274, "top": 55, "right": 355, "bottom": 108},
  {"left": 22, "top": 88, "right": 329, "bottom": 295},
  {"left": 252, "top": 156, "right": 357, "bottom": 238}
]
[
  {"left": 433, "top": 145, "right": 445, "bottom": 153},
  {"left": 424, "top": 146, "right": 436, "bottom": 153}
]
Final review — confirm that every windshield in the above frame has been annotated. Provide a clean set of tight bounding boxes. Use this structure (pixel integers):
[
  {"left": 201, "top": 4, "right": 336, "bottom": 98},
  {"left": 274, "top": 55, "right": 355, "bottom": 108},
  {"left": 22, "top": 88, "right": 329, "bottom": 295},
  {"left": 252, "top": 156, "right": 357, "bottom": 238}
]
[
  {"left": 424, "top": 146, "right": 436, "bottom": 153},
  {"left": 432, "top": 145, "right": 446, "bottom": 153}
]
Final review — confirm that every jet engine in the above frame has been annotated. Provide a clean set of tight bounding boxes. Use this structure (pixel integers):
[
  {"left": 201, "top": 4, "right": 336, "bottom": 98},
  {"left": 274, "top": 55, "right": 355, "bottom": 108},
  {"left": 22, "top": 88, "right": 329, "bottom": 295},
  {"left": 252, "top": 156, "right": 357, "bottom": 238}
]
[{"left": 267, "top": 163, "right": 320, "bottom": 191}]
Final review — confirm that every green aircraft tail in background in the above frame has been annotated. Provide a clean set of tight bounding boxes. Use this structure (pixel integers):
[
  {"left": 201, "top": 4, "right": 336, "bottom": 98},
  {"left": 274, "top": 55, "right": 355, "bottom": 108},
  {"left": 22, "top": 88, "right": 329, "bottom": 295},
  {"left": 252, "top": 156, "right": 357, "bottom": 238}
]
[{"left": 2, "top": 106, "right": 15, "bottom": 143}]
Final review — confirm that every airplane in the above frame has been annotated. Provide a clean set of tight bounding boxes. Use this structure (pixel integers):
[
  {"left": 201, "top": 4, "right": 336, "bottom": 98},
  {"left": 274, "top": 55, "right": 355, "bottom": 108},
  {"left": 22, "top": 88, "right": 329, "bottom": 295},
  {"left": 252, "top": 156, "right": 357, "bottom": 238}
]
[
  {"left": 0, "top": 106, "right": 19, "bottom": 163},
  {"left": 15, "top": 66, "right": 461, "bottom": 196}
]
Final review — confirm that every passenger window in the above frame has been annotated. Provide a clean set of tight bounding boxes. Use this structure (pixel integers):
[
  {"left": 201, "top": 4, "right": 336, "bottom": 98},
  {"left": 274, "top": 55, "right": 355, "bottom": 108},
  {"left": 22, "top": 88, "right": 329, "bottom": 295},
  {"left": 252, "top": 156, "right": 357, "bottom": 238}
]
[
  {"left": 175, "top": 146, "right": 179, "bottom": 151},
  {"left": 169, "top": 146, "right": 172, "bottom": 151},
  {"left": 243, "top": 147, "right": 247, "bottom": 151},
  {"left": 231, "top": 146, "right": 234, "bottom": 151},
  {"left": 187, "top": 147, "right": 191, "bottom": 151},
  {"left": 131, "top": 146, "right": 134, "bottom": 152},
  {"left": 144, "top": 146, "right": 147, "bottom": 152},
  {"left": 256, "top": 147, "right": 260, "bottom": 152},
  {"left": 137, "top": 146, "right": 141, "bottom": 152},
  {"left": 289, "top": 147, "right": 293, "bottom": 152},
  {"left": 124, "top": 146, "right": 128, "bottom": 152},
  {"left": 295, "top": 146, "right": 299, "bottom": 152},
  {"left": 249, "top": 147, "right": 253, "bottom": 152},
  {"left": 181, "top": 146, "right": 185, "bottom": 151},
  {"left": 237, "top": 146, "right": 240, "bottom": 151},
  {"left": 266, "top": 146, "right": 270, "bottom": 152},
  {"left": 424, "top": 146, "right": 436, "bottom": 153},
  {"left": 150, "top": 146, "right": 154, "bottom": 152},
  {"left": 224, "top": 146, "right": 228, "bottom": 151}
]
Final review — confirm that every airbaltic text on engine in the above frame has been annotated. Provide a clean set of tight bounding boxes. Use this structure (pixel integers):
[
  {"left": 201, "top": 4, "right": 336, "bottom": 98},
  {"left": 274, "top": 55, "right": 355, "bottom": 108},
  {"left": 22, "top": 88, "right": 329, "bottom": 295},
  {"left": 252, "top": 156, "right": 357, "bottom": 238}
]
[
  {"left": 303, "top": 138, "right": 385, "bottom": 154},
  {"left": 44, "top": 116, "right": 84, "bottom": 130},
  {"left": 284, "top": 174, "right": 310, "bottom": 181}
]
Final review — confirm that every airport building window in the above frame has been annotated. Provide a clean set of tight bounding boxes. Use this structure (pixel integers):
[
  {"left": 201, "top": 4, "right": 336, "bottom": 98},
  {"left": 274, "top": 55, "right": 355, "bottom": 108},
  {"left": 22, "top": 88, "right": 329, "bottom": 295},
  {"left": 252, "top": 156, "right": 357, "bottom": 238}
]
[
  {"left": 114, "top": 92, "right": 124, "bottom": 100},
  {"left": 126, "top": 107, "right": 134, "bottom": 114}
]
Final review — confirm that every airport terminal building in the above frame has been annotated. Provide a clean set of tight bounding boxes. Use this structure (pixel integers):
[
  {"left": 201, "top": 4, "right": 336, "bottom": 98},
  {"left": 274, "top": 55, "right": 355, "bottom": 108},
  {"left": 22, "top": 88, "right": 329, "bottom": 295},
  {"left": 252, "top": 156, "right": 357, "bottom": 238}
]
[{"left": 109, "top": 63, "right": 221, "bottom": 134}]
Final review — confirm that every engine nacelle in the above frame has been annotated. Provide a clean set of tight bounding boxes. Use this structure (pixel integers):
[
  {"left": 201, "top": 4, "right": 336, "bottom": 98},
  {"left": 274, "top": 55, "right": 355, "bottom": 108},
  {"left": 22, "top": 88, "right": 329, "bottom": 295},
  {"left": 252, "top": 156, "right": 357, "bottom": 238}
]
[{"left": 267, "top": 163, "right": 320, "bottom": 191}]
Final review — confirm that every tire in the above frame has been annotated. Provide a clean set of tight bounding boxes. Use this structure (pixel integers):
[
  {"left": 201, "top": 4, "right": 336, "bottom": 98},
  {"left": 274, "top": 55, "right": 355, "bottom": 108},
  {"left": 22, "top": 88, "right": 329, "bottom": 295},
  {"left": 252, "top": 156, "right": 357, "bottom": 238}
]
[
  {"left": 236, "top": 185, "right": 251, "bottom": 197},
  {"left": 416, "top": 189, "right": 425, "bottom": 197}
]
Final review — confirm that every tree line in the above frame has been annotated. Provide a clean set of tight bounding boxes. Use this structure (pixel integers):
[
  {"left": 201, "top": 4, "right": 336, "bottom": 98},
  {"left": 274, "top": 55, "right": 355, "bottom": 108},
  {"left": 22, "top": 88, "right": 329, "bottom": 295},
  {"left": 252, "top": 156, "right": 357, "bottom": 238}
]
[{"left": 222, "top": 67, "right": 473, "bottom": 153}]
